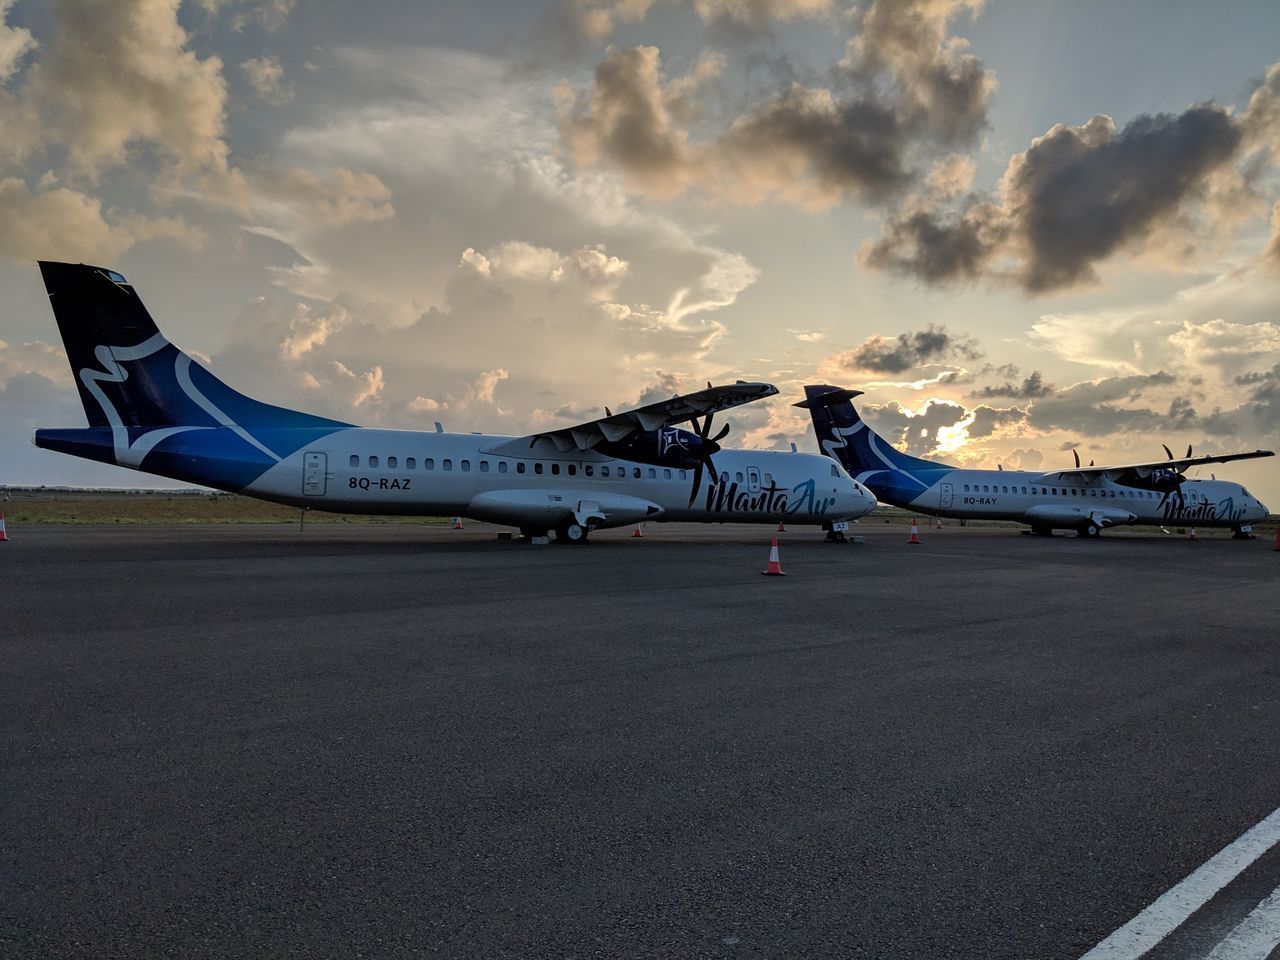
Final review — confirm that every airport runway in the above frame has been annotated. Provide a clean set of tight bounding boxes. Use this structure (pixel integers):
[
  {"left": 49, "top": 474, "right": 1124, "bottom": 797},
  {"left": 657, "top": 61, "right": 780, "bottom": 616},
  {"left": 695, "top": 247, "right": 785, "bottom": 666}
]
[{"left": 3, "top": 521, "right": 1279, "bottom": 959}]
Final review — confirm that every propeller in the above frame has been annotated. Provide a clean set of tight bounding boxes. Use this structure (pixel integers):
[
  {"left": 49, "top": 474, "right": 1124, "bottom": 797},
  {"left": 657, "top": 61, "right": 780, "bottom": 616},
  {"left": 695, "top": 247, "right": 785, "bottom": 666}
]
[
  {"left": 1073, "top": 449, "right": 1080, "bottom": 469},
  {"left": 687, "top": 410, "right": 731, "bottom": 506}
]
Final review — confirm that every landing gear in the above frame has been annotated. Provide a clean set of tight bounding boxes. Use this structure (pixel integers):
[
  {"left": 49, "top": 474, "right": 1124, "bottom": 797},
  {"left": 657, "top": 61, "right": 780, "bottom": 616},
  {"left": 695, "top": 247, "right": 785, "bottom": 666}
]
[
  {"left": 1079, "top": 520, "right": 1101, "bottom": 539},
  {"left": 555, "top": 521, "right": 590, "bottom": 545},
  {"left": 1232, "top": 525, "right": 1254, "bottom": 540},
  {"left": 824, "top": 529, "right": 848, "bottom": 543},
  {"left": 1031, "top": 523, "right": 1053, "bottom": 537}
]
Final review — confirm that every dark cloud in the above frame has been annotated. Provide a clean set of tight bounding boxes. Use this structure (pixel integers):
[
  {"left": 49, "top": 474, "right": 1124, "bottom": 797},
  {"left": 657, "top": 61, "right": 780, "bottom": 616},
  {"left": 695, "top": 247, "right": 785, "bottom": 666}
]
[
  {"left": 1026, "top": 371, "right": 1183, "bottom": 436},
  {"left": 715, "top": 86, "right": 913, "bottom": 203},
  {"left": 974, "top": 370, "right": 1053, "bottom": 399},
  {"left": 557, "top": 0, "right": 995, "bottom": 207},
  {"left": 863, "top": 105, "right": 1250, "bottom": 293},
  {"left": 841, "top": 0, "right": 993, "bottom": 147},
  {"left": 967, "top": 403, "right": 1028, "bottom": 439},
  {"left": 831, "top": 323, "right": 981, "bottom": 374}
]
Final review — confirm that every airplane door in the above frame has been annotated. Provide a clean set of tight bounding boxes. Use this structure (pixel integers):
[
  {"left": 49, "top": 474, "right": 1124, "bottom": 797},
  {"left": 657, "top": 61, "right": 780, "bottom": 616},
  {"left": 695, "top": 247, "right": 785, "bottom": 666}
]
[
  {"left": 940, "top": 482, "right": 953, "bottom": 509},
  {"left": 747, "top": 466, "right": 761, "bottom": 494},
  {"left": 303, "top": 452, "right": 327, "bottom": 496}
]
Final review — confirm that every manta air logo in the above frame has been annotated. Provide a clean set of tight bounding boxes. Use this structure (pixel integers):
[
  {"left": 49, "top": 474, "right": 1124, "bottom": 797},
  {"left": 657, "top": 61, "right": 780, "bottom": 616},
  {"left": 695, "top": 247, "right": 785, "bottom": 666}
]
[
  {"left": 703, "top": 477, "right": 837, "bottom": 516},
  {"left": 1159, "top": 494, "right": 1247, "bottom": 523},
  {"left": 79, "top": 339, "right": 280, "bottom": 468},
  {"left": 658, "top": 426, "right": 691, "bottom": 457}
]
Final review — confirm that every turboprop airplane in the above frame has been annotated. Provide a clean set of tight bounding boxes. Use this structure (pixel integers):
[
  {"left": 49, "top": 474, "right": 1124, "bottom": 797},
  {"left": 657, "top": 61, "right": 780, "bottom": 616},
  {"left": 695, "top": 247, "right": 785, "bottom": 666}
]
[
  {"left": 28, "top": 262, "right": 875, "bottom": 542},
  {"left": 798, "top": 384, "right": 1272, "bottom": 538}
]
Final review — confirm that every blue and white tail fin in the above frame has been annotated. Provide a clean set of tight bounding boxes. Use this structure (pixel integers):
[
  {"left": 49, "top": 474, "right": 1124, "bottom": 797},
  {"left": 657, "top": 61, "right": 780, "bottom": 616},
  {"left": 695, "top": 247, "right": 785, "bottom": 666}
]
[
  {"left": 796, "top": 384, "right": 951, "bottom": 504},
  {"left": 35, "top": 261, "right": 350, "bottom": 488}
]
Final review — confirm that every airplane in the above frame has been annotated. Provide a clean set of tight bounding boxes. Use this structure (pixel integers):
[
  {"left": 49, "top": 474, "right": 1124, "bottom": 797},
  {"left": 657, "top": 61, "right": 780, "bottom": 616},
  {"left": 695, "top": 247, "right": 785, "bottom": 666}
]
[
  {"left": 797, "top": 384, "right": 1273, "bottom": 538},
  {"left": 27, "top": 261, "right": 876, "bottom": 542}
]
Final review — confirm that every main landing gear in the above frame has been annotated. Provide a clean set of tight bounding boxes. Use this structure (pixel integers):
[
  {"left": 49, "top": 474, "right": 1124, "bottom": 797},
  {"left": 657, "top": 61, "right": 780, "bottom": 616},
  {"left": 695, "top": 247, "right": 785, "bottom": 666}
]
[
  {"left": 555, "top": 521, "right": 590, "bottom": 545},
  {"left": 1078, "top": 520, "right": 1101, "bottom": 539}
]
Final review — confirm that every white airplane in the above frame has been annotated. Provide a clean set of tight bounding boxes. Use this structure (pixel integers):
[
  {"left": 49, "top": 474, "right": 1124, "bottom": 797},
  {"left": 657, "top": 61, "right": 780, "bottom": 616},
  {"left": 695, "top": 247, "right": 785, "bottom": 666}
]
[
  {"left": 28, "top": 262, "right": 875, "bottom": 542},
  {"left": 798, "top": 384, "right": 1273, "bottom": 538}
]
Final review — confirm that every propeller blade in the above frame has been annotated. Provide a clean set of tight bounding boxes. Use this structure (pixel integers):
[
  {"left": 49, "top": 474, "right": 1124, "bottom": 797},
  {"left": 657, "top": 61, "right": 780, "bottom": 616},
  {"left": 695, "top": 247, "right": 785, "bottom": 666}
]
[
  {"left": 1162, "top": 443, "right": 1173, "bottom": 460},
  {"left": 711, "top": 423, "right": 730, "bottom": 444},
  {"left": 1073, "top": 449, "right": 1080, "bottom": 469},
  {"left": 687, "top": 459, "right": 704, "bottom": 507},
  {"left": 605, "top": 406, "right": 612, "bottom": 417},
  {"left": 1186, "top": 444, "right": 1193, "bottom": 459}
]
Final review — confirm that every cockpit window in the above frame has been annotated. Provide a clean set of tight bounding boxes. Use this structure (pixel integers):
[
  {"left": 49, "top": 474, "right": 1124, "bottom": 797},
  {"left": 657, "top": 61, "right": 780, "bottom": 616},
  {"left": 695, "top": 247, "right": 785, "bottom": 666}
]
[
  {"left": 105, "top": 270, "right": 128, "bottom": 284},
  {"left": 831, "top": 465, "right": 838, "bottom": 477},
  {"left": 1241, "top": 487, "right": 1251, "bottom": 497}
]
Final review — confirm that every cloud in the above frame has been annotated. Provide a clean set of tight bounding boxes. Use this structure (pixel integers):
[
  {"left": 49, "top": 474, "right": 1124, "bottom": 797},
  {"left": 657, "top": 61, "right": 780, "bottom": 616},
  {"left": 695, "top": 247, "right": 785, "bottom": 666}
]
[
  {"left": 840, "top": 0, "right": 993, "bottom": 146},
  {"left": 199, "top": 0, "right": 295, "bottom": 32},
  {"left": 557, "top": 2, "right": 994, "bottom": 208},
  {"left": 250, "top": 166, "right": 395, "bottom": 229},
  {"left": 862, "top": 104, "right": 1252, "bottom": 292},
  {"left": 556, "top": 45, "right": 695, "bottom": 199},
  {"left": 974, "top": 370, "right": 1053, "bottom": 399},
  {"left": 240, "top": 55, "right": 293, "bottom": 104},
  {"left": 967, "top": 403, "right": 1028, "bottom": 438},
  {"left": 0, "top": 177, "right": 203, "bottom": 263},
  {"left": 0, "top": 0, "right": 35, "bottom": 83},
  {"left": 825, "top": 323, "right": 981, "bottom": 374},
  {"left": 35, "top": 0, "right": 237, "bottom": 189},
  {"left": 862, "top": 398, "right": 968, "bottom": 456}
]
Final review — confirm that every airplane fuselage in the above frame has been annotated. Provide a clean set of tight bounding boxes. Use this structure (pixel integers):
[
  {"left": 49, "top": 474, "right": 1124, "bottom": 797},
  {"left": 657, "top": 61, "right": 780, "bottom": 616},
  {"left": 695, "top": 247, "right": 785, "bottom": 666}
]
[
  {"left": 36, "top": 424, "right": 875, "bottom": 530},
  {"left": 863, "top": 466, "right": 1268, "bottom": 530}
]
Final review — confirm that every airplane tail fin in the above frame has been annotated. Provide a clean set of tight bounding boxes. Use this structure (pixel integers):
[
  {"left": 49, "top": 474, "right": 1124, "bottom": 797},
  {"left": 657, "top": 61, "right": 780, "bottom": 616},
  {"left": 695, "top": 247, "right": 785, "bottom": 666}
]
[
  {"left": 37, "top": 261, "right": 344, "bottom": 432},
  {"left": 795, "top": 384, "right": 943, "bottom": 477}
]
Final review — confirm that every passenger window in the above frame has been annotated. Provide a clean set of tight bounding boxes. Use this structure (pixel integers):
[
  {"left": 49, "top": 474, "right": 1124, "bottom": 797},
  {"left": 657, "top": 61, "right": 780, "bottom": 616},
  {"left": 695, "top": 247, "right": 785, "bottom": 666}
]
[
  {"left": 480, "top": 461, "right": 490, "bottom": 473},
  {"left": 498, "top": 461, "right": 508, "bottom": 474},
  {"left": 551, "top": 464, "right": 560, "bottom": 476},
  {"left": 601, "top": 466, "right": 610, "bottom": 478},
  {"left": 1002, "top": 485, "right": 1008, "bottom": 493},
  {"left": 765, "top": 473, "right": 773, "bottom": 485},
  {"left": 584, "top": 465, "right": 593, "bottom": 477},
  {"left": 735, "top": 472, "right": 744, "bottom": 482},
  {"left": 369, "top": 455, "right": 379, "bottom": 468},
  {"left": 982, "top": 485, "right": 989, "bottom": 493},
  {"left": 425, "top": 458, "right": 434, "bottom": 470},
  {"left": 407, "top": 457, "right": 416, "bottom": 470},
  {"left": 535, "top": 463, "right": 544, "bottom": 475},
  {"left": 568, "top": 465, "right": 576, "bottom": 476},
  {"left": 648, "top": 468, "right": 656, "bottom": 479},
  {"left": 388, "top": 456, "right": 398, "bottom": 469},
  {"left": 679, "top": 470, "right": 686, "bottom": 480},
  {"left": 443, "top": 459, "right": 452, "bottom": 471},
  {"left": 349, "top": 455, "right": 359, "bottom": 467},
  {"left": 517, "top": 462, "right": 525, "bottom": 474},
  {"left": 633, "top": 468, "right": 641, "bottom": 479},
  {"left": 964, "top": 484, "right": 970, "bottom": 492},
  {"left": 663, "top": 469, "right": 672, "bottom": 479},
  {"left": 461, "top": 460, "right": 470, "bottom": 472},
  {"left": 1052, "top": 488, "right": 1058, "bottom": 495}
]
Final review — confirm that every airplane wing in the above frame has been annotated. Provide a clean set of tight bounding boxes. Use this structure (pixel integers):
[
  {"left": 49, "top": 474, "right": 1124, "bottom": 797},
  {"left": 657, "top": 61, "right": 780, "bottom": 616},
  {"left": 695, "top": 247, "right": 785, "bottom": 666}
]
[
  {"left": 484, "top": 382, "right": 779, "bottom": 456},
  {"left": 1032, "top": 449, "right": 1274, "bottom": 484}
]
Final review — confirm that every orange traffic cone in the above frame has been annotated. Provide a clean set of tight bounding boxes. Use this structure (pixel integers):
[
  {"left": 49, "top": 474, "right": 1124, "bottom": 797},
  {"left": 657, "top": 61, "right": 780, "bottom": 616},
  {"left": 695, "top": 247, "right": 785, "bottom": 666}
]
[
  {"left": 632, "top": 523, "right": 644, "bottom": 538},
  {"left": 761, "top": 537, "right": 786, "bottom": 576},
  {"left": 908, "top": 522, "right": 921, "bottom": 544},
  {"left": 0, "top": 513, "right": 7, "bottom": 542},
  {"left": 451, "top": 516, "right": 463, "bottom": 530},
  {"left": 777, "top": 521, "right": 786, "bottom": 532},
  {"left": 1273, "top": 526, "right": 1280, "bottom": 552}
]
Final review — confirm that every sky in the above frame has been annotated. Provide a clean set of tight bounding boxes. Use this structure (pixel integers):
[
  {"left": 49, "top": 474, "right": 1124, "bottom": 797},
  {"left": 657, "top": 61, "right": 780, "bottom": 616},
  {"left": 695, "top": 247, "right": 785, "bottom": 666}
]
[{"left": 1, "top": 0, "right": 1278, "bottom": 503}]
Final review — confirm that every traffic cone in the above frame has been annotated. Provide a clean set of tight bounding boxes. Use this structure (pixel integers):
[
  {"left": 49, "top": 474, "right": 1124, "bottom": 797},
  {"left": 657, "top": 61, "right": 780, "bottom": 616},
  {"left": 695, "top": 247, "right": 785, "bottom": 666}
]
[
  {"left": 1273, "top": 526, "right": 1280, "bottom": 552},
  {"left": 935, "top": 518, "right": 943, "bottom": 529},
  {"left": 761, "top": 537, "right": 786, "bottom": 576},
  {"left": 777, "top": 521, "right": 786, "bottom": 532},
  {"left": 1188, "top": 527, "right": 1197, "bottom": 541},
  {"left": 632, "top": 523, "right": 644, "bottom": 538},
  {"left": 0, "top": 513, "right": 7, "bottom": 542},
  {"left": 908, "top": 522, "right": 921, "bottom": 544},
  {"left": 451, "top": 516, "right": 463, "bottom": 530}
]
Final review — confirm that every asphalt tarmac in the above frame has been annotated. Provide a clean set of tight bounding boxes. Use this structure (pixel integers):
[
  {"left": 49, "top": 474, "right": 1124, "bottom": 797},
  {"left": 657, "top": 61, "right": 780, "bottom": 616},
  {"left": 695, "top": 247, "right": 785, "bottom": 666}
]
[{"left": 3, "top": 521, "right": 1279, "bottom": 959}]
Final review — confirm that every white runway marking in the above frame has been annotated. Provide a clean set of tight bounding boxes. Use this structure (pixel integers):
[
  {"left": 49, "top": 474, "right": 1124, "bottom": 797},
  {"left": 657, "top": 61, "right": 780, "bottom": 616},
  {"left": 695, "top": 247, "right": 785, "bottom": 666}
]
[
  {"left": 1203, "top": 885, "right": 1280, "bottom": 960},
  {"left": 1079, "top": 806, "right": 1280, "bottom": 960}
]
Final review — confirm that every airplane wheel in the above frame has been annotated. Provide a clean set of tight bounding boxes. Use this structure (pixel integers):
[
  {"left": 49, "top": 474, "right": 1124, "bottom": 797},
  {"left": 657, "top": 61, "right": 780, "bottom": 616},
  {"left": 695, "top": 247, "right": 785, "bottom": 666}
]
[
  {"left": 1080, "top": 520, "right": 1101, "bottom": 538},
  {"left": 556, "top": 522, "right": 589, "bottom": 545}
]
